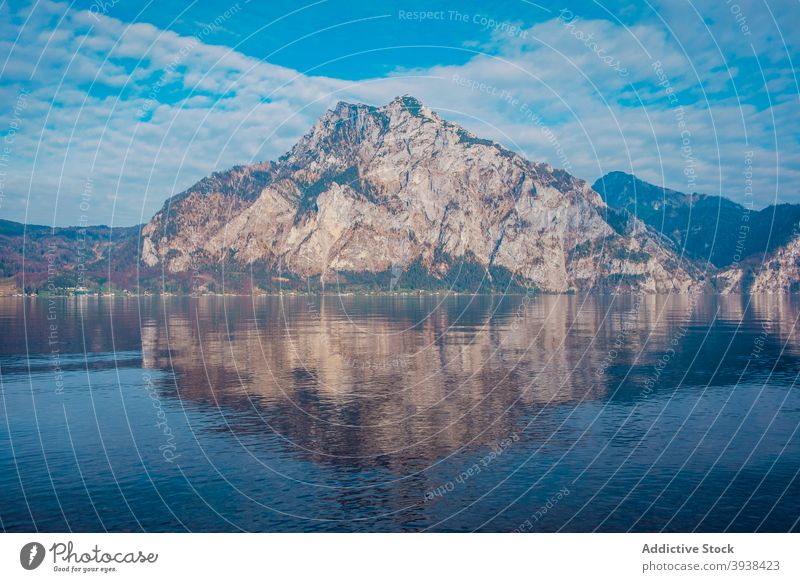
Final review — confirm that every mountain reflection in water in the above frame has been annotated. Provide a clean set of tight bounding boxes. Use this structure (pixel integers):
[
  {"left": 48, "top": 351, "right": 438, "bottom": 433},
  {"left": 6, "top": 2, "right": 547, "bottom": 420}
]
[{"left": 1, "top": 294, "right": 799, "bottom": 531}]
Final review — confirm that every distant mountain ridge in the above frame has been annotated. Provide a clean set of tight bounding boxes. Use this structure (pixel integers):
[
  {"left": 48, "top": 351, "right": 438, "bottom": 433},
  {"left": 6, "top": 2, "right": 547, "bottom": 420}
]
[
  {"left": 0, "top": 219, "right": 140, "bottom": 293},
  {"left": 592, "top": 171, "right": 800, "bottom": 269}
]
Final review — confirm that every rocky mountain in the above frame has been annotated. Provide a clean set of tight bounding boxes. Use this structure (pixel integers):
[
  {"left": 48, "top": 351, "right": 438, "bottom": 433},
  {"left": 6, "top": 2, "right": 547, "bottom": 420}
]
[
  {"left": 592, "top": 171, "right": 800, "bottom": 268},
  {"left": 716, "top": 236, "right": 800, "bottom": 293},
  {"left": 140, "top": 96, "right": 700, "bottom": 293},
  {"left": 7, "top": 99, "right": 800, "bottom": 295}
]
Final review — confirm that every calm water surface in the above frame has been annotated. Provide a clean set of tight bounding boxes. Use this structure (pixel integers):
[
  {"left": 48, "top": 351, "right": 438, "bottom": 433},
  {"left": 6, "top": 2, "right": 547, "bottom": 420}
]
[{"left": 1, "top": 294, "right": 799, "bottom": 531}]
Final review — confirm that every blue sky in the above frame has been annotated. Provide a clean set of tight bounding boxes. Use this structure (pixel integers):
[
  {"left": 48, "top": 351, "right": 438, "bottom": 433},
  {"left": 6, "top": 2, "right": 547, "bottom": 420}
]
[{"left": 0, "top": 0, "right": 798, "bottom": 226}]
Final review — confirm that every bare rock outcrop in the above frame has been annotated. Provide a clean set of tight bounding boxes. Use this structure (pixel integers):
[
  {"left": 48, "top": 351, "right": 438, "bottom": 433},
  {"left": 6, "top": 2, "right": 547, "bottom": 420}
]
[{"left": 141, "top": 96, "right": 701, "bottom": 293}]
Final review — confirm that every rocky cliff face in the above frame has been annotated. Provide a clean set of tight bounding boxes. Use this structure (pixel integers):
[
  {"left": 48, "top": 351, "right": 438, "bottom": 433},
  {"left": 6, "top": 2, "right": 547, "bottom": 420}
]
[
  {"left": 141, "top": 96, "right": 700, "bottom": 293},
  {"left": 717, "top": 235, "right": 800, "bottom": 293}
]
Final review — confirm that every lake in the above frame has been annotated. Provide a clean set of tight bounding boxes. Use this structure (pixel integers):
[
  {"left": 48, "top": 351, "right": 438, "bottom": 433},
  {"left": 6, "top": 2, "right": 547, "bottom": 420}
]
[{"left": 1, "top": 294, "right": 799, "bottom": 532}]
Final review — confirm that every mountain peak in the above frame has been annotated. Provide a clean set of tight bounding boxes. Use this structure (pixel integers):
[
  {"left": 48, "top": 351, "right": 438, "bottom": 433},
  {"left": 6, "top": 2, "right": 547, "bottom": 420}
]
[
  {"left": 283, "top": 96, "right": 449, "bottom": 168},
  {"left": 391, "top": 94, "right": 422, "bottom": 105},
  {"left": 387, "top": 95, "right": 439, "bottom": 120},
  {"left": 328, "top": 95, "right": 432, "bottom": 115},
  {"left": 330, "top": 99, "right": 376, "bottom": 117},
  {"left": 327, "top": 95, "right": 438, "bottom": 124}
]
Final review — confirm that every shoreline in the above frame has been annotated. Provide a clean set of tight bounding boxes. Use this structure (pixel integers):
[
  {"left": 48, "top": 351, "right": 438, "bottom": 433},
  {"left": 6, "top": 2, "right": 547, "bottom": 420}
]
[{"left": 1, "top": 290, "right": 791, "bottom": 299}]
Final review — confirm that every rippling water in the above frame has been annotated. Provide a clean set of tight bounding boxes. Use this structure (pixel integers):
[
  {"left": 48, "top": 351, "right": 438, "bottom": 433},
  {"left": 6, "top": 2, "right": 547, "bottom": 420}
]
[{"left": 1, "top": 294, "right": 799, "bottom": 532}]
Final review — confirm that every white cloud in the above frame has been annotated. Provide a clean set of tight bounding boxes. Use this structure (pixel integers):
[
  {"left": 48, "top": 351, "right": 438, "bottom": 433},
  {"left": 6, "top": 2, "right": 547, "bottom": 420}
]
[{"left": 0, "top": 0, "right": 797, "bottom": 227}]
